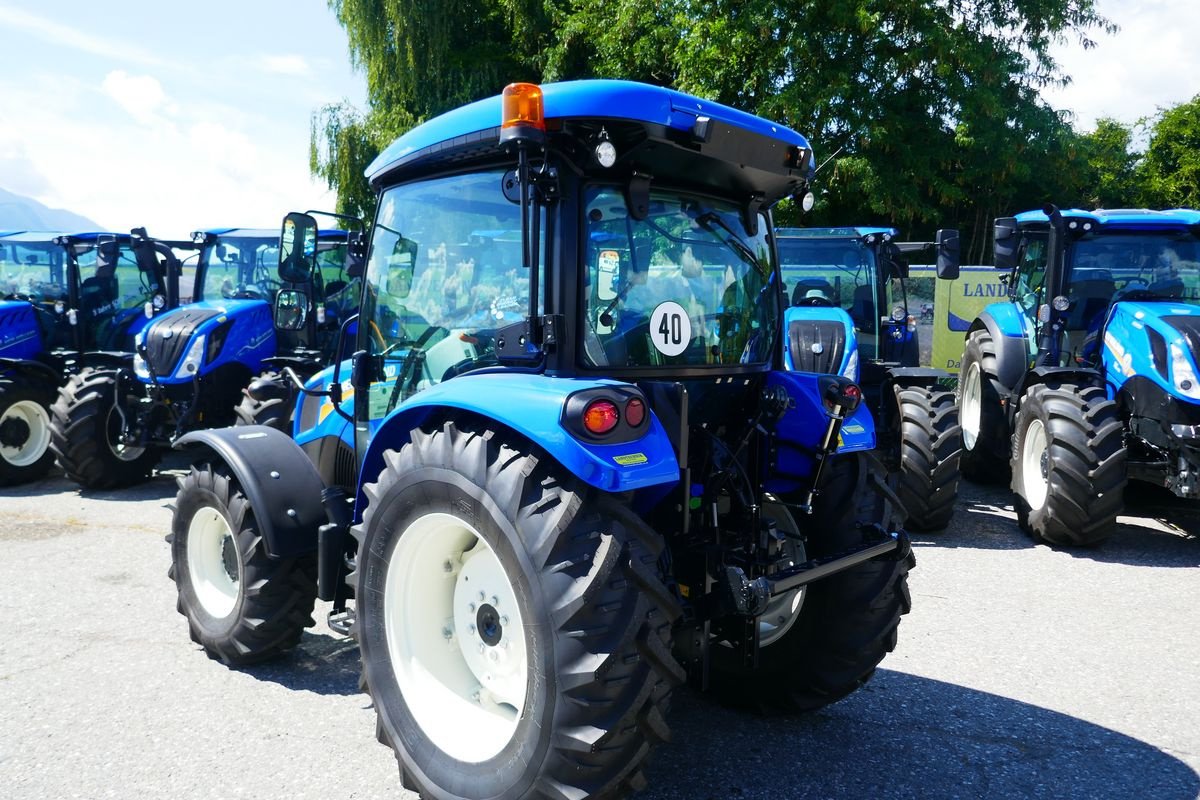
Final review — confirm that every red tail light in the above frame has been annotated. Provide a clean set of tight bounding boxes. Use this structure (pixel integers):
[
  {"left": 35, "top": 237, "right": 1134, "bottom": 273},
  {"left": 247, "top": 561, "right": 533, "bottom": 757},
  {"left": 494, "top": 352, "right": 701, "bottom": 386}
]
[
  {"left": 583, "top": 400, "right": 620, "bottom": 435},
  {"left": 625, "top": 397, "right": 646, "bottom": 427}
]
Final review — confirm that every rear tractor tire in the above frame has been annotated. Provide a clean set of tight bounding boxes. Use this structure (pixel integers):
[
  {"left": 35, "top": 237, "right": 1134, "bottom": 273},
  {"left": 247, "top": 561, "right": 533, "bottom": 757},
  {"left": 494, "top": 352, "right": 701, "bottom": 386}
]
[
  {"left": 0, "top": 375, "right": 57, "bottom": 486},
  {"left": 351, "top": 420, "right": 683, "bottom": 799},
  {"left": 958, "top": 329, "right": 1010, "bottom": 483},
  {"left": 49, "top": 368, "right": 160, "bottom": 489},
  {"left": 892, "top": 386, "right": 961, "bottom": 531},
  {"left": 1011, "top": 383, "right": 1126, "bottom": 547},
  {"left": 169, "top": 462, "right": 318, "bottom": 664},
  {"left": 709, "top": 451, "right": 914, "bottom": 713}
]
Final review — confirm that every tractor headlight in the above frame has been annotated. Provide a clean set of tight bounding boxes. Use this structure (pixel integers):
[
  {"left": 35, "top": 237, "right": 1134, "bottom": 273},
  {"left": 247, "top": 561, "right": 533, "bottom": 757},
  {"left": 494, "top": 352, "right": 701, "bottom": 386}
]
[
  {"left": 1170, "top": 342, "right": 1200, "bottom": 400},
  {"left": 842, "top": 348, "right": 859, "bottom": 381},
  {"left": 174, "top": 334, "right": 207, "bottom": 379},
  {"left": 891, "top": 306, "right": 906, "bottom": 322},
  {"left": 133, "top": 332, "right": 149, "bottom": 379}
]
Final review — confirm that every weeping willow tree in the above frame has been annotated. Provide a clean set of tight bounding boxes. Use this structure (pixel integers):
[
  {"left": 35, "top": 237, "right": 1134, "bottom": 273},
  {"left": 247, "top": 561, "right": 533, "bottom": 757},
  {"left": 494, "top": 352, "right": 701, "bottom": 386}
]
[{"left": 312, "top": 0, "right": 562, "bottom": 219}]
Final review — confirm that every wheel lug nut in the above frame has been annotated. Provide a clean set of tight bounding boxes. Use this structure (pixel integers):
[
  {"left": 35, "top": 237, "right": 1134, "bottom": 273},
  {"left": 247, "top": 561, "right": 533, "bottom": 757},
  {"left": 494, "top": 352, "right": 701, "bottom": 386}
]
[
  {"left": 468, "top": 602, "right": 476, "bottom": 613},
  {"left": 478, "top": 591, "right": 485, "bottom": 602},
  {"left": 491, "top": 595, "right": 499, "bottom": 606},
  {"left": 468, "top": 623, "right": 476, "bottom": 634},
  {"left": 500, "top": 616, "right": 509, "bottom": 626},
  {"left": 478, "top": 643, "right": 485, "bottom": 653}
]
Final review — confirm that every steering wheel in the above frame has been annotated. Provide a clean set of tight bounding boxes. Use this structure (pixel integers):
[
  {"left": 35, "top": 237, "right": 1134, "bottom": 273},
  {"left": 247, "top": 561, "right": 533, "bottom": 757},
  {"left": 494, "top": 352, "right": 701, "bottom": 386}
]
[{"left": 794, "top": 296, "right": 836, "bottom": 308}]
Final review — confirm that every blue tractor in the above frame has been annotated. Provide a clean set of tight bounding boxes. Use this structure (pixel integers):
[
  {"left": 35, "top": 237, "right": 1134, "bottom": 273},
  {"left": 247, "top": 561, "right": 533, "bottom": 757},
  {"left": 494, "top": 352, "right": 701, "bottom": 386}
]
[
  {"left": 167, "top": 80, "right": 915, "bottom": 799},
  {"left": 50, "top": 226, "right": 358, "bottom": 489},
  {"left": 959, "top": 205, "right": 1200, "bottom": 546},
  {"left": 776, "top": 226, "right": 962, "bottom": 530},
  {"left": 0, "top": 229, "right": 185, "bottom": 485}
]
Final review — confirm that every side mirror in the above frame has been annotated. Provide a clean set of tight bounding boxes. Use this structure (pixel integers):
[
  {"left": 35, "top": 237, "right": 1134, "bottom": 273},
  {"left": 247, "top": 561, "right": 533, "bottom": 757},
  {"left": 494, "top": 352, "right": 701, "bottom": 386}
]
[
  {"left": 993, "top": 217, "right": 1019, "bottom": 271},
  {"left": 279, "top": 212, "right": 319, "bottom": 283},
  {"left": 935, "top": 228, "right": 961, "bottom": 280},
  {"left": 274, "top": 289, "right": 308, "bottom": 330}
]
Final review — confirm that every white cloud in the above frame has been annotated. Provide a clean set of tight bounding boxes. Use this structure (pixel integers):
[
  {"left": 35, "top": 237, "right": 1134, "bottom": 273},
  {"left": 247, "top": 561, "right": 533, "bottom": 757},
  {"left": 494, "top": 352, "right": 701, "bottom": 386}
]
[
  {"left": 1044, "top": 0, "right": 1200, "bottom": 130},
  {"left": 102, "top": 70, "right": 172, "bottom": 126},
  {"left": 0, "top": 4, "right": 166, "bottom": 67},
  {"left": 258, "top": 54, "right": 312, "bottom": 77}
]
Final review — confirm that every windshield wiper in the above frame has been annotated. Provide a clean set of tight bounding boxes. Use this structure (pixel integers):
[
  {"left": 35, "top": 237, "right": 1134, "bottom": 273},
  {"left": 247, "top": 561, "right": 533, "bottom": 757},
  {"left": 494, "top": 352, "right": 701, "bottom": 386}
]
[{"left": 695, "top": 211, "right": 763, "bottom": 274}]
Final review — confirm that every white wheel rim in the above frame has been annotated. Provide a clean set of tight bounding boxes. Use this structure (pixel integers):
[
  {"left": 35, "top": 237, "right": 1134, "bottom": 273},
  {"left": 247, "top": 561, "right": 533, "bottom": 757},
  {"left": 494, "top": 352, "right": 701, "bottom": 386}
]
[
  {"left": 961, "top": 362, "right": 981, "bottom": 450},
  {"left": 0, "top": 399, "right": 51, "bottom": 467},
  {"left": 186, "top": 506, "right": 240, "bottom": 618},
  {"left": 384, "top": 512, "right": 527, "bottom": 764},
  {"left": 757, "top": 588, "right": 806, "bottom": 647},
  {"left": 106, "top": 406, "right": 145, "bottom": 461},
  {"left": 1021, "top": 418, "right": 1049, "bottom": 511}
]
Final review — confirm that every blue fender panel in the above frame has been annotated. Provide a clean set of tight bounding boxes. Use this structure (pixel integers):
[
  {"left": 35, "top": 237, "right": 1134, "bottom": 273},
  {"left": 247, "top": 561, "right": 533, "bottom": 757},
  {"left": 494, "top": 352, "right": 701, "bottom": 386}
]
[
  {"left": 0, "top": 301, "right": 43, "bottom": 360},
  {"left": 973, "top": 305, "right": 1031, "bottom": 395},
  {"left": 355, "top": 373, "right": 681, "bottom": 514},
  {"left": 174, "top": 425, "right": 327, "bottom": 558},
  {"left": 764, "top": 370, "right": 876, "bottom": 494}
]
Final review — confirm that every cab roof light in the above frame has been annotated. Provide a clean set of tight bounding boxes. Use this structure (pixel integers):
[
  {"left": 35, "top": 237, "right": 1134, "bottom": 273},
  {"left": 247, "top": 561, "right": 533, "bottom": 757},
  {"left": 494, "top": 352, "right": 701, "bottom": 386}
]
[{"left": 500, "top": 82, "right": 545, "bottom": 145}]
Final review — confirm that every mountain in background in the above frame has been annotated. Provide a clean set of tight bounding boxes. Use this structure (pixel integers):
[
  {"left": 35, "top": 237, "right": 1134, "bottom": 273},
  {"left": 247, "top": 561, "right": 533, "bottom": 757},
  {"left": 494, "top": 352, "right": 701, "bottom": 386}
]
[{"left": 0, "top": 187, "right": 100, "bottom": 232}]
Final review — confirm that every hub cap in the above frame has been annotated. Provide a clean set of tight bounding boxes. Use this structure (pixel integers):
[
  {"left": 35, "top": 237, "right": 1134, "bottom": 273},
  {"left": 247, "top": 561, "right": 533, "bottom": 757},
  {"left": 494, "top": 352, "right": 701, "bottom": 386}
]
[
  {"left": 186, "top": 507, "right": 240, "bottom": 618},
  {"left": 384, "top": 512, "right": 527, "bottom": 764},
  {"left": 0, "top": 400, "right": 49, "bottom": 467},
  {"left": 961, "top": 362, "right": 981, "bottom": 450},
  {"left": 1021, "top": 418, "right": 1049, "bottom": 511}
]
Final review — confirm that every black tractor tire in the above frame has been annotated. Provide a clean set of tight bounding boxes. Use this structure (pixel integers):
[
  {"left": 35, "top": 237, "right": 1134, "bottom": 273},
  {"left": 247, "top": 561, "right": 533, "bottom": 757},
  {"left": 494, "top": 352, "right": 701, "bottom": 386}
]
[
  {"left": 958, "top": 328, "right": 1010, "bottom": 483},
  {"left": 0, "top": 374, "right": 57, "bottom": 486},
  {"left": 351, "top": 420, "right": 683, "bottom": 800},
  {"left": 892, "top": 386, "right": 961, "bottom": 531},
  {"left": 168, "top": 462, "right": 318, "bottom": 664},
  {"left": 49, "top": 368, "right": 160, "bottom": 489},
  {"left": 1011, "top": 383, "right": 1127, "bottom": 547},
  {"left": 710, "top": 451, "right": 914, "bottom": 713},
  {"left": 233, "top": 371, "right": 292, "bottom": 432}
]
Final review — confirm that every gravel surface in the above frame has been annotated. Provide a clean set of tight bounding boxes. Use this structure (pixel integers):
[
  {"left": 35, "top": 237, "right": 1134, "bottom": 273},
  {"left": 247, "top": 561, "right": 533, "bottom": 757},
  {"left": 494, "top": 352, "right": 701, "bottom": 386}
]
[{"left": 2, "top": 457, "right": 1197, "bottom": 800}]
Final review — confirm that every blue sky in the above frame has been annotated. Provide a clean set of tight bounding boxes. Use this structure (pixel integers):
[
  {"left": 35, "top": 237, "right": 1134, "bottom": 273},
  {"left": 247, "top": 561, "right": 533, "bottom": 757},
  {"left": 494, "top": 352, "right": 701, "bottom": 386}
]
[
  {"left": 0, "top": 1, "right": 365, "bottom": 237},
  {"left": 0, "top": 0, "right": 1197, "bottom": 238}
]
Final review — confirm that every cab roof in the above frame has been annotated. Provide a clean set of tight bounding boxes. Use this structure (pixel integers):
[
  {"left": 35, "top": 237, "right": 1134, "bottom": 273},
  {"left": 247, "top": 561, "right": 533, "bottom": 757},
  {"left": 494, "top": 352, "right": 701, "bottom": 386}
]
[
  {"left": 194, "top": 228, "right": 348, "bottom": 240},
  {"left": 367, "top": 79, "right": 813, "bottom": 194},
  {"left": 1014, "top": 208, "right": 1200, "bottom": 230},
  {"left": 776, "top": 226, "right": 897, "bottom": 240}
]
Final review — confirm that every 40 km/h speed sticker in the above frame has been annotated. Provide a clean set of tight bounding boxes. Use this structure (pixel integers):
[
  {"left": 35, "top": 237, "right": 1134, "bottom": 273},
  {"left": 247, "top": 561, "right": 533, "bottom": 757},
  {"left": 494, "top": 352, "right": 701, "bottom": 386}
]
[{"left": 649, "top": 301, "right": 691, "bottom": 357}]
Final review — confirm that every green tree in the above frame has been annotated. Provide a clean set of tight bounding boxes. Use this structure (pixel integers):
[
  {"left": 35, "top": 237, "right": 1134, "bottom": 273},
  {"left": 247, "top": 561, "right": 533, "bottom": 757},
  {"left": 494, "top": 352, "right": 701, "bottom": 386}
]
[
  {"left": 317, "top": 0, "right": 1113, "bottom": 260},
  {"left": 1139, "top": 95, "right": 1200, "bottom": 208},
  {"left": 1074, "top": 117, "right": 1140, "bottom": 209}
]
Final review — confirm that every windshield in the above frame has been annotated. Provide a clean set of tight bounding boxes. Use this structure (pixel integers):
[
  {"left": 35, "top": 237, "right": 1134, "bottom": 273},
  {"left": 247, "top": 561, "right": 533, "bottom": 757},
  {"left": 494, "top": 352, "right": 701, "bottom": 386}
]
[
  {"left": 200, "top": 235, "right": 280, "bottom": 300},
  {"left": 1068, "top": 233, "right": 1200, "bottom": 312},
  {"left": 581, "top": 186, "right": 775, "bottom": 368},
  {"left": 0, "top": 239, "right": 68, "bottom": 301},
  {"left": 361, "top": 170, "right": 535, "bottom": 414},
  {"left": 776, "top": 236, "right": 891, "bottom": 358}
]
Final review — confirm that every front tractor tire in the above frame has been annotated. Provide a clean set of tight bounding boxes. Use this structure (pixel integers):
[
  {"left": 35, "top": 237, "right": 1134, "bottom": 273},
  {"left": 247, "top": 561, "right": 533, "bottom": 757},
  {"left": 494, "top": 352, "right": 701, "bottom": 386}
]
[
  {"left": 958, "top": 329, "right": 1010, "bottom": 483},
  {"left": 0, "top": 375, "right": 56, "bottom": 486},
  {"left": 49, "top": 368, "right": 160, "bottom": 489},
  {"left": 710, "top": 451, "right": 914, "bottom": 713},
  {"left": 169, "top": 463, "right": 318, "bottom": 664},
  {"left": 233, "top": 371, "right": 292, "bottom": 432},
  {"left": 352, "top": 421, "right": 683, "bottom": 800},
  {"left": 892, "top": 386, "right": 962, "bottom": 531},
  {"left": 1011, "top": 383, "right": 1127, "bottom": 547}
]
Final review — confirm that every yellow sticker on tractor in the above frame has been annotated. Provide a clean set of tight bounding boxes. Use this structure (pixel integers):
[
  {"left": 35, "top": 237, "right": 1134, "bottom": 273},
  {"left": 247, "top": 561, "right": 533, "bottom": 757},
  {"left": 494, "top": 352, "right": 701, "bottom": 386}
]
[{"left": 613, "top": 452, "right": 648, "bottom": 466}]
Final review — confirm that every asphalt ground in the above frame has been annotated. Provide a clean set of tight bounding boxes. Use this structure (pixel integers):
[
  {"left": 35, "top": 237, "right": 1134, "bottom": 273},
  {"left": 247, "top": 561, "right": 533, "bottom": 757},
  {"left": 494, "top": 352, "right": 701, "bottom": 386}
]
[{"left": 2, "top": 455, "right": 1198, "bottom": 800}]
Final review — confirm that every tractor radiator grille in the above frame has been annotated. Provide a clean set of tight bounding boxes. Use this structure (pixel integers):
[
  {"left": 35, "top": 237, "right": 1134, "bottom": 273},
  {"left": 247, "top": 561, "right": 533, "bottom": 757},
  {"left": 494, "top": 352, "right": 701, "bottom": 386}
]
[
  {"left": 1165, "top": 315, "right": 1200, "bottom": 355},
  {"left": 788, "top": 319, "right": 846, "bottom": 375},
  {"left": 144, "top": 307, "right": 223, "bottom": 375}
]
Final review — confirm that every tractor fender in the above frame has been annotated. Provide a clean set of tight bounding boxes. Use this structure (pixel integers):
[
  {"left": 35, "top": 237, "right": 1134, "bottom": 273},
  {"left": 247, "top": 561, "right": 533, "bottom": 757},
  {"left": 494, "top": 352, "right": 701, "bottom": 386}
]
[
  {"left": 969, "top": 305, "right": 1031, "bottom": 396},
  {"left": 0, "top": 356, "right": 60, "bottom": 384},
  {"left": 174, "top": 425, "right": 326, "bottom": 559},
  {"left": 355, "top": 372, "right": 681, "bottom": 514}
]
